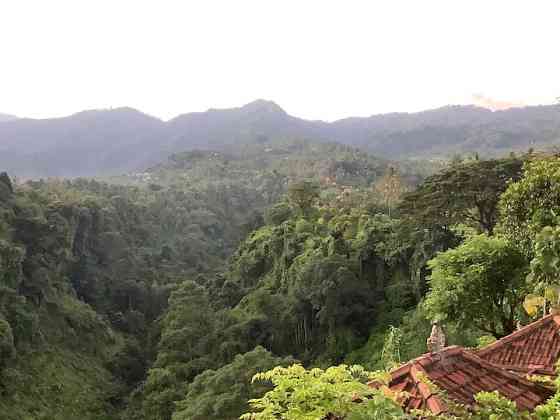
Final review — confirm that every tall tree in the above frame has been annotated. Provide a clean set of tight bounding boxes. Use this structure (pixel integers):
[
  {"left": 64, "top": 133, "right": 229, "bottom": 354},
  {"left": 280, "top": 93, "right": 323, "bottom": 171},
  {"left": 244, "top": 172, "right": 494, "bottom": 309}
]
[
  {"left": 171, "top": 347, "right": 294, "bottom": 420},
  {"left": 400, "top": 157, "right": 524, "bottom": 234},
  {"left": 0, "top": 172, "right": 13, "bottom": 201},
  {"left": 143, "top": 281, "right": 217, "bottom": 420},
  {"left": 287, "top": 180, "right": 320, "bottom": 217},
  {"left": 499, "top": 155, "right": 560, "bottom": 256},
  {"left": 373, "top": 166, "right": 407, "bottom": 216},
  {"left": 425, "top": 234, "right": 528, "bottom": 337}
]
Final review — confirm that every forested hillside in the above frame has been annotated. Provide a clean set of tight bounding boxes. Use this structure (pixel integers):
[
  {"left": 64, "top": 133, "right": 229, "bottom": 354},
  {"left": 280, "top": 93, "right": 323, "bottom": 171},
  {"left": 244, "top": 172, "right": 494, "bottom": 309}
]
[
  {"left": 6, "top": 134, "right": 559, "bottom": 418},
  {"left": 0, "top": 177, "right": 281, "bottom": 419},
  {"left": 4, "top": 0, "right": 560, "bottom": 416},
  {"left": 0, "top": 140, "right": 419, "bottom": 419},
  {"left": 113, "top": 139, "right": 433, "bottom": 188},
  {"left": 134, "top": 152, "right": 538, "bottom": 420},
  {"left": 243, "top": 152, "right": 560, "bottom": 419},
  {"left": 1, "top": 100, "right": 559, "bottom": 177},
  {"left": 0, "top": 175, "right": 124, "bottom": 419}
]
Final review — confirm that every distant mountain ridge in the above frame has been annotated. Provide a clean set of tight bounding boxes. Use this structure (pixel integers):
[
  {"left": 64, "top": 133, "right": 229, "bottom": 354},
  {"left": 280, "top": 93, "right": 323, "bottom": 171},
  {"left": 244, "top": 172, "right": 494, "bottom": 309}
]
[
  {"left": 0, "top": 113, "right": 18, "bottom": 122},
  {"left": 0, "top": 107, "right": 164, "bottom": 177},
  {"left": 1, "top": 100, "right": 559, "bottom": 177}
]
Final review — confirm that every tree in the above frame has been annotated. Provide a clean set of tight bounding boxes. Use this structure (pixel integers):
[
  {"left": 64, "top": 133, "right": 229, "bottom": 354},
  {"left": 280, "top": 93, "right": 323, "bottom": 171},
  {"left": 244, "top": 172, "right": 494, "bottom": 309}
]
[
  {"left": 400, "top": 157, "right": 523, "bottom": 234},
  {"left": 264, "top": 201, "right": 293, "bottom": 226},
  {"left": 373, "top": 166, "right": 407, "bottom": 216},
  {"left": 143, "top": 281, "right": 217, "bottom": 420},
  {"left": 0, "top": 316, "right": 15, "bottom": 366},
  {"left": 172, "top": 347, "right": 294, "bottom": 420},
  {"left": 287, "top": 180, "right": 320, "bottom": 217},
  {"left": 380, "top": 326, "right": 402, "bottom": 370},
  {"left": 528, "top": 226, "right": 560, "bottom": 289},
  {"left": 108, "top": 337, "right": 147, "bottom": 388},
  {"left": 499, "top": 155, "right": 560, "bottom": 256},
  {"left": 241, "top": 364, "right": 405, "bottom": 420},
  {"left": 523, "top": 225, "right": 560, "bottom": 317},
  {"left": 425, "top": 235, "right": 528, "bottom": 337},
  {"left": 0, "top": 172, "right": 13, "bottom": 201},
  {"left": 291, "top": 254, "right": 375, "bottom": 360}
]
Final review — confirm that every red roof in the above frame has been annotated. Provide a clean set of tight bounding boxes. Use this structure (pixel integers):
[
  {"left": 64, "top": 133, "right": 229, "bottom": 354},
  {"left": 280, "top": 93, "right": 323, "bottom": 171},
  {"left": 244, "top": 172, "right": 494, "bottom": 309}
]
[
  {"left": 477, "top": 314, "right": 560, "bottom": 376},
  {"left": 373, "top": 346, "right": 554, "bottom": 415}
]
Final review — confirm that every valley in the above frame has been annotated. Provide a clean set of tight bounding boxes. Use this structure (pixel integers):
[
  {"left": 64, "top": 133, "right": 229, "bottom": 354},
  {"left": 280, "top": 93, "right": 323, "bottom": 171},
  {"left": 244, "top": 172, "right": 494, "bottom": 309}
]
[{"left": 1, "top": 104, "right": 560, "bottom": 419}]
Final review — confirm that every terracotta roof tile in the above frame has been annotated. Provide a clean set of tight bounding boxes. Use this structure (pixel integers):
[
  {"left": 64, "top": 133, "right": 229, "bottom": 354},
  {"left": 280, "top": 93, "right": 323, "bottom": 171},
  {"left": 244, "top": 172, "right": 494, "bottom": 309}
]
[
  {"left": 371, "top": 346, "right": 554, "bottom": 414},
  {"left": 476, "top": 314, "right": 560, "bottom": 376}
]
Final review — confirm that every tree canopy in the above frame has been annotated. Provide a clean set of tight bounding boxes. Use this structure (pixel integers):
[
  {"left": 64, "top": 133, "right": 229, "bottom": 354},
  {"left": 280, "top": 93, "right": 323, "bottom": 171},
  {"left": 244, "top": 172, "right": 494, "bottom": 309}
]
[
  {"left": 4, "top": 148, "right": 560, "bottom": 420},
  {"left": 172, "top": 347, "right": 294, "bottom": 420},
  {"left": 425, "top": 234, "right": 528, "bottom": 337},
  {"left": 242, "top": 364, "right": 405, "bottom": 420},
  {"left": 400, "top": 157, "right": 523, "bottom": 234},
  {"left": 499, "top": 156, "right": 560, "bottom": 255}
]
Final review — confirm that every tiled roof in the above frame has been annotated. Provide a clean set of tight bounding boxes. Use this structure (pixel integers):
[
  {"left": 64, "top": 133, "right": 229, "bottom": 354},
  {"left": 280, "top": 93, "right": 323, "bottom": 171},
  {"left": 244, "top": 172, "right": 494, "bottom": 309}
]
[
  {"left": 372, "top": 346, "right": 554, "bottom": 415},
  {"left": 477, "top": 314, "right": 560, "bottom": 376}
]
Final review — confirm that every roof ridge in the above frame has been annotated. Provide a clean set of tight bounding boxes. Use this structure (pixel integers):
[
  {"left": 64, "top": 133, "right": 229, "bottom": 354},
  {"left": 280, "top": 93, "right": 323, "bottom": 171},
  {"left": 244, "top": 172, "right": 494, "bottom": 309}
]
[
  {"left": 477, "top": 315, "right": 558, "bottom": 356},
  {"left": 387, "top": 345, "right": 464, "bottom": 379},
  {"left": 489, "top": 363, "right": 556, "bottom": 376},
  {"left": 388, "top": 363, "right": 411, "bottom": 381},
  {"left": 461, "top": 349, "right": 554, "bottom": 391}
]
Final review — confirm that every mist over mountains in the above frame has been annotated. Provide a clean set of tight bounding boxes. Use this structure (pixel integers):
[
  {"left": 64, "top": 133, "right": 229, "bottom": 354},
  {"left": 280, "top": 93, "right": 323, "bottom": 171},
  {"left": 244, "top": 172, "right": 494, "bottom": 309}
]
[{"left": 1, "top": 100, "right": 559, "bottom": 177}]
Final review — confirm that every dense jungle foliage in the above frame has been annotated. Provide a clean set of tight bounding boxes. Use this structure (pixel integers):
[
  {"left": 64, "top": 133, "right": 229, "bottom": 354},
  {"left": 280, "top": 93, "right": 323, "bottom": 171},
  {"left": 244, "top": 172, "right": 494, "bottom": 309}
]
[
  {"left": 3, "top": 140, "right": 560, "bottom": 419},
  {"left": 0, "top": 140, "right": 411, "bottom": 419},
  {"left": 236, "top": 152, "right": 560, "bottom": 419}
]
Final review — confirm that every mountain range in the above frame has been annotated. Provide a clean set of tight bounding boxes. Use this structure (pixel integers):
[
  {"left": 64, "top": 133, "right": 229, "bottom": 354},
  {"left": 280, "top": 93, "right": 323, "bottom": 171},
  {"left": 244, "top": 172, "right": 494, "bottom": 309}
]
[
  {"left": 0, "top": 113, "right": 18, "bottom": 122},
  {"left": 1, "top": 100, "right": 559, "bottom": 177}
]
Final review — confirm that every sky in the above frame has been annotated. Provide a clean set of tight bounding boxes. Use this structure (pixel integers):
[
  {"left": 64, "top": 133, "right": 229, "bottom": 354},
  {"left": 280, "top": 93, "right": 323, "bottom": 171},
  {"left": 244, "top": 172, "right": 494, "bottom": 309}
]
[{"left": 1, "top": 1, "right": 559, "bottom": 121}]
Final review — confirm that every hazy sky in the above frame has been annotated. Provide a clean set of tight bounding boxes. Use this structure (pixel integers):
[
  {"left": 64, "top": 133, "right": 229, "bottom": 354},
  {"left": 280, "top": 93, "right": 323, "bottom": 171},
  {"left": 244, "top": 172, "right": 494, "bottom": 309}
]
[{"left": 2, "top": 1, "right": 559, "bottom": 121}]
